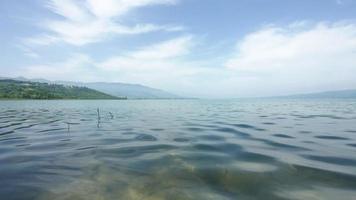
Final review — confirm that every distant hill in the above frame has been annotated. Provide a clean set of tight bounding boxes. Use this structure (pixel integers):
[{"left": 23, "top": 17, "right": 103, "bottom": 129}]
[
  {"left": 279, "top": 89, "right": 356, "bottom": 99},
  {"left": 1, "top": 77, "right": 179, "bottom": 99},
  {"left": 0, "top": 79, "right": 123, "bottom": 100},
  {"left": 57, "top": 81, "right": 179, "bottom": 99}
]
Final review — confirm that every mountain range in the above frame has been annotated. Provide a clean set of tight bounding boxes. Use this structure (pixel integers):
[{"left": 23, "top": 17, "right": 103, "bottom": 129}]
[
  {"left": 278, "top": 89, "right": 356, "bottom": 99},
  {"left": 0, "top": 79, "right": 121, "bottom": 99},
  {"left": 0, "top": 77, "right": 179, "bottom": 99},
  {"left": 1, "top": 76, "right": 356, "bottom": 99}
]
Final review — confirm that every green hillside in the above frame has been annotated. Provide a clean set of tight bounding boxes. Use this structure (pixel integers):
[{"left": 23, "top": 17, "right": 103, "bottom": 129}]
[{"left": 0, "top": 79, "right": 125, "bottom": 99}]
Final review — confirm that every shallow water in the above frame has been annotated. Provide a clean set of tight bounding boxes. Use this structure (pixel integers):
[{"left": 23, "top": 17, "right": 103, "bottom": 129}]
[{"left": 1, "top": 99, "right": 356, "bottom": 200}]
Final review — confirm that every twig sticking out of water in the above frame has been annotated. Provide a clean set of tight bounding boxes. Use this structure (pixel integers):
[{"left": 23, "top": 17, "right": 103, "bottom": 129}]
[
  {"left": 65, "top": 122, "right": 80, "bottom": 132},
  {"left": 109, "top": 112, "right": 114, "bottom": 119},
  {"left": 97, "top": 108, "right": 101, "bottom": 128},
  {"left": 97, "top": 108, "right": 101, "bottom": 120},
  {"left": 64, "top": 122, "right": 71, "bottom": 132}
]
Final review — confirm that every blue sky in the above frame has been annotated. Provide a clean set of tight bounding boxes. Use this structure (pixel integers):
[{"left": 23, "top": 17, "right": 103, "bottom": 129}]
[{"left": 1, "top": 0, "right": 356, "bottom": 98}]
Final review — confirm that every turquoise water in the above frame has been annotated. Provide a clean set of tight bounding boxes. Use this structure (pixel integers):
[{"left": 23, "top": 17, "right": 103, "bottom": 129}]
[{"left": 1, "top": 99, "right": 356, "bottom": 200}]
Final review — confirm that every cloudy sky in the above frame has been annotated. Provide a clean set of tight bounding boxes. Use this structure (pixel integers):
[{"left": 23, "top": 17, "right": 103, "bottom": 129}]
[{"left": 1, "top": 0, "right": 356, "bottom": 98}]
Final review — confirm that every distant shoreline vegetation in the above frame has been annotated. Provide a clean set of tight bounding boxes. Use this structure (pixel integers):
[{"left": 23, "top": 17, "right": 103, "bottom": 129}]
[{"left": 0, "top": 79, "right": 126, "bottom": 100}]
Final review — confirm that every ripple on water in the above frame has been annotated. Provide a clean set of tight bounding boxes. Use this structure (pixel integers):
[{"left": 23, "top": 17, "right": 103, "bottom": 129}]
[
  {"left": 302, "top": 155, "right": 356, "bottom": 167},
  {"left": 294, "top": 114, "right": 346, "bottom": 120},
  {"left": 13, "top": 124, "right": 37, "bottom": 130},
  {"left": 98, "top": 144, "right": 177, "bottom": 159},
  {"left": 37, "top": 128, "right": 67, "bottom": 133},
  {"left": 192, "top": 142, "right": 243, "bottom": 155},
  {"left": 345, "top": 130, "right": 356, "bottom": 133},
  {"left": 134, "top": 134, "right": 157, "bottom": 141},
  {"left": 347, "top": 143, "right": 356, "bottom": 148},
  {"left": 185, "top": 127, "right": 205, "bottom": 132},
  {"left": 232, "top": 123, "right": 266, "bottom": 131},
  {"left": 214, "top": 127, "right": 250, "bottom": 137},
  {"left": 197, "top": 135, "right": 226, "bottom": 141},
  {"left": 314, "top": 135, "right": 349, "bottom": 140},
  {"left": 0, "top": 136, "right": 27, "bottom": 142},
  {"left": 173, "top": 137, "right": 191, "bottom": 142},
  {"left": 0, "top": 122, "right": 22, "bottom": 129},
  {"left": 0, "top": 130, "right": 14, "bottom": 136},
  {"left": 150, "top": 128, "right": 164, "bottom": 131},
  {"left": 76, "top": 146, "right": 97, "bottom": 151},
  {"left": 299, "top": 131, "right": 312, "bottom": 134},
  {"left": 255, "top": 138, "right": 309, "bottom": 151},
  {"left": 276, "top": 186, "right": 356, "bottom": 200},
  {"left": 232, "top": 161, "right": 278, "bottom": 173},
  {"left": 192, "top": 143, "right": 223, "bottom": 152},
  {"left": 262, "top": 122, "right": 276, "bottom": 125},
  {"left": 272, "top": 134, "right": 295, "bottom": 139}
]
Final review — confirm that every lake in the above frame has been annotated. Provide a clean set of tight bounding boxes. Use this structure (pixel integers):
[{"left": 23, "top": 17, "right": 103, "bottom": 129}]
[{"left": 1, "top": 99, "right": 356, "bottom": 200}]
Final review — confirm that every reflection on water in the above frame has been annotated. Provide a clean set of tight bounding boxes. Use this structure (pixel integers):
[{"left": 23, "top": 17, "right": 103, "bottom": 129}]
[{"left": 1, "top": 99, "right": 356, "bottom": 200}]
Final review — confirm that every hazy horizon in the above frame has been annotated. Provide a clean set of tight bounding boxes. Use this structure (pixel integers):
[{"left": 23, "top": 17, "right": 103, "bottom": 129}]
[
  {"left": 3, "top": 75, "right": 356, "bottom": 99},
  {"left": 1, "top": 0, "right": 356, "bottom": 98}
]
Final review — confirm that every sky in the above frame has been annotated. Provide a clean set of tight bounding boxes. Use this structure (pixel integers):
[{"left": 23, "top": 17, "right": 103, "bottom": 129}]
[{"left": 1, "top": 0, "right": 356, "bottom": 98}]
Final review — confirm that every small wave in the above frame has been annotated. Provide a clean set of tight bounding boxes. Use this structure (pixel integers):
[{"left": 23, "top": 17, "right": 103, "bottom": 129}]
[
  {"left": 0, "top": 136, "right": 26, "bottom": 142},
  {"left": 135, "top": 134, "right": 157, "bottom": 141},
  {"left": 262, "top": 122, "right": 275, "bottom": 125},
  {"left": 255, "top": 138, "right": 309, "bottom": 151},
  {"left": 0, "top": 122, "right": 22, "bottom": 129},
  {"left": 39, "top": 119, "right": 62, "bottom": 125},
  {"left": 198, "top": 135, "right": 225, "bottom": 141},
  {"left": 293, "top": 114, "right": 346, "bottom": 120},
  {"left": 232, "top": 123, "right": 266, "bottom": 131},
  {"left": 314, "top": 135, "right": 349, "bottom": 140},
  {"left": 302, "top": 155, "right": 356, "bottom": 167},
  {"left": 150, "top": 128, "right": 164, "bottom": 131},
  {"left": 276, "top": 186, "right": 356, "bottom": 200},
  {"left": 192, "top": 143, "right": 242, "bottom": 155},
  {"left": 0, "top": 130, "right": 14, "bottom": 136},
  {"left": 98, "top": 144, "right": 177, "bottom": 158},
  {"left": 347, "top": 144, "right": 356, "bottom": 148},
  {"left": 184, "top": 127, "right": 205, "bottom": 132},
  {"left": 272, "top": 134, "right": 295, "bottom": 139},
  {"left": 232, "top": 161, "right": 278, "bottom": 173},
  {"left": 13, "top": 124, "right": 37, "bottom": 130},
  {"left": 173, "top": 138, "right": 190, "bottom": 142},
  {"left": 214, "top": 127, "right": 250, "bottom": 137},
  {"left": 76, "top": 146, "right": 97, "bottom": 151},
  {"left": 345, "top": 130, "right": 356, "bottom": 133},
  {"left": 36, "top": 128, "right": 67, "bottom": 133},
  {"left": 299, "top": 131, "right": 312, "bottom": 134}
]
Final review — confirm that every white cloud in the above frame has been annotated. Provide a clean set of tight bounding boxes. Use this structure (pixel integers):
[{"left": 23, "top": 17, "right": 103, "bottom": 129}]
[
  {"left": 18, "top": 21, "right": 356, "bottom": 98},
  {"left": 86, "top": 0, "right": 176, "bottom": 18},
  {"left": 21, "top": 35, "right": 225, "bottom": 96},
  {"left": 225, "top": 22, "right": 356, "bottom": 95},
  {"left": 99, "top": 35, "right": 193, "bottom": 71},
  {"left": 16, "top": 45, "right": 40, "bottom": 58},
  {"left": 25, "top": 0, "right": 181, "bottom": 46},
  {"left": 20, "top": 36, "right": 208, "bottom": 89},
  {"left": 336, "top": 0, "right": 355, "bottom": 5},
  {"left": 94, "top": 35, "right": 239, "bottom": 98},
  {"left": 22, "top": 54, "right": 99, "bottom": 81},
  {"left": 95, "top": 35, "right": 224, "bottom": 96}
]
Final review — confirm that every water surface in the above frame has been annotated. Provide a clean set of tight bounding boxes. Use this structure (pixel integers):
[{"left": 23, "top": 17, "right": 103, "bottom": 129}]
[{"left": 1, "top": 99, "right": 356, "bottom": 200}]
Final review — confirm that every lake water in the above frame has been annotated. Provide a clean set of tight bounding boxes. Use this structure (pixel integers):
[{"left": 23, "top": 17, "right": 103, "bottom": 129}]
[{"left": 1, "top": 99, "right": 356, "bottom": 200}]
